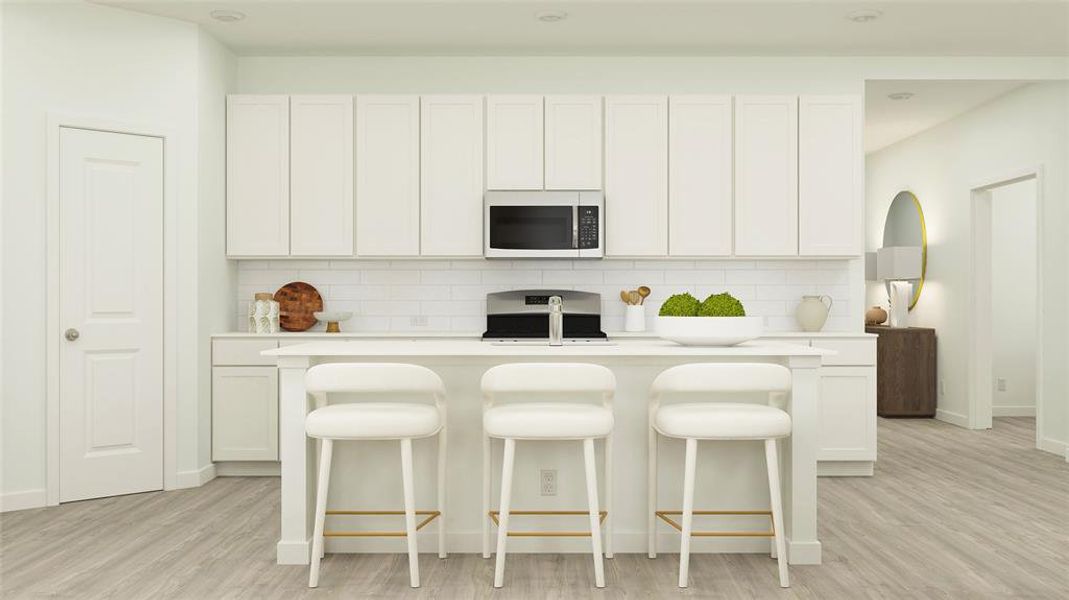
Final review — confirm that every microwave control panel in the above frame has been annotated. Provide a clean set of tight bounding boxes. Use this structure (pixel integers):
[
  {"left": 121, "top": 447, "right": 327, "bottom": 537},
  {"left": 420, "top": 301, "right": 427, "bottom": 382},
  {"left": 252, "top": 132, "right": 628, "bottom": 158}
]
[{"left": 578, "top": 206, "right": 599, "bottom": 249}]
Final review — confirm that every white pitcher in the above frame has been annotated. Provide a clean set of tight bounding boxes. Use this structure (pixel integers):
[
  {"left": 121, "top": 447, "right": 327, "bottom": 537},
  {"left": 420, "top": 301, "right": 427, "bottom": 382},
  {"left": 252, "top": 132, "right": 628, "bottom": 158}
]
[{"left": 796, "top": 295, "right": 833, "bottom": 332}]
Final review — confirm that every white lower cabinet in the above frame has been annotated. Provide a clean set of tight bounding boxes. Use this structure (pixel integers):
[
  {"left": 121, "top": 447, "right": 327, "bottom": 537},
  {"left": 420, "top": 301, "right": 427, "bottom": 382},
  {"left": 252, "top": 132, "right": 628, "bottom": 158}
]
[{"left": 211, "top": 366, "right": 279, "bottom": 462}]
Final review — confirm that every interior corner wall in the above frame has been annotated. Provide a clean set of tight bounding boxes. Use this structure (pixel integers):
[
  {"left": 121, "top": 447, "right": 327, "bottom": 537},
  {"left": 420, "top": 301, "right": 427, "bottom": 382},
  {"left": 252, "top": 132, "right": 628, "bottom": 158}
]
[
  {"left": 0, "top": 1, "right": 220, "bottom": 503},
  {"left": 865, "top": 82, "right": 1069, "bottom": 455}
]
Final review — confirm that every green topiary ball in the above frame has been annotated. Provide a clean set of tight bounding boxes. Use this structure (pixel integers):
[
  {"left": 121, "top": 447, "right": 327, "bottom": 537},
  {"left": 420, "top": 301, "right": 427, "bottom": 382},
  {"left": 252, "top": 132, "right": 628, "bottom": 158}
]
[
  {"left": 698, "top": 293, "right": 746, "bottom": 317},
  {"left": 659, "top": 292, "right": 701, "bottom": 317}
]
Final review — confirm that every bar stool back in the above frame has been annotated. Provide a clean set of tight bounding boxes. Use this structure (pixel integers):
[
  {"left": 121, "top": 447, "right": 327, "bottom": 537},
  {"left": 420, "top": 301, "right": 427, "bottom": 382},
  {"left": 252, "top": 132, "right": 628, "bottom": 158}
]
[
  {"left": 305, "top": 363, "right": 447, "bottom": 589},
  {"left": 648, "top": 363, "right": 792, "bottom": 588},
  {"left": 481, "top": 363, "right": 615, "bottom": 588}
]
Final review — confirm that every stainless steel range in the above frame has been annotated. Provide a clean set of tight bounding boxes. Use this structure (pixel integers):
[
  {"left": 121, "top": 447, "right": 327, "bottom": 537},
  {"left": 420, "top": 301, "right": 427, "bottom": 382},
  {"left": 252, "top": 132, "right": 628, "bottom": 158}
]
[{"left": 482, "top": 290, "right": 608, "bottom": 343}]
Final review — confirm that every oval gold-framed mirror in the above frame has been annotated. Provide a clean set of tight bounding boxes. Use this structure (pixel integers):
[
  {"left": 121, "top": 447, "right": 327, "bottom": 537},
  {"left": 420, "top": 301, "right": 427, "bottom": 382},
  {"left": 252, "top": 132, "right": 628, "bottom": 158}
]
[{"left": 882, "top": 191, "right": 927, "bottom": 310}]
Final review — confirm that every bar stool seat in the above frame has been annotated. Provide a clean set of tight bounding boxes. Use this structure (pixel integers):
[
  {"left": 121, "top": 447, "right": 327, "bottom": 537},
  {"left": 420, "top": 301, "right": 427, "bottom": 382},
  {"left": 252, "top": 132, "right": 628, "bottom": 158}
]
[
  {"left": 654, "top": 403, "right": 790, "bottom": 440},
  {"left": 306, "top": 403, "right": 441, "bottom": 440},
  {"left": 484, "top": 402, "right": 613, "bottom": 439}
]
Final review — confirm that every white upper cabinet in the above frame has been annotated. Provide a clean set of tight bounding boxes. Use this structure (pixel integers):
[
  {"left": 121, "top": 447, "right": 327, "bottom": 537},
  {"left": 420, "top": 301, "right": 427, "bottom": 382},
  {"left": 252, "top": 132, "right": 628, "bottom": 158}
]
[
  {"left": 289, "top": 96, "right": 354, "bottom": 256},
  {"left": 799, "top": 95, "right": 862, "bottom": 256},
  {"left": 421, "top": 96, "right": 485, "bottom": 256},
  {"left": 355, "top": 95, "right": 420, "bottom": 256},
  {"left": 544, "top": 96, "right": 602, "bottom": 190},
  {"left": 486, "top": 95, "right": 544, "bottom": 190},
  {"left": 226, "top": 95, "right": 289, "bottom": 256},
  {"left": 668, "top": 96, "right": 733, "bottom": 256},
  {"left": 734, "top": 95, "right": 798, "bottom": 256},
  {"left": 604, "top": 96, "right": 668, "bottom": 256}
]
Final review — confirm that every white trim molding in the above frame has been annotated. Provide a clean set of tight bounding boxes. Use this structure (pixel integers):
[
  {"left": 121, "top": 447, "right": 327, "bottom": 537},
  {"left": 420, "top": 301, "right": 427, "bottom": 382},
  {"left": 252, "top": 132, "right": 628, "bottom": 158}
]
[
  {"left": 0, "top": 489, "right": 47, "bottom": 513},
  {"left": 992, "top": 406, "right": 1036, "bottom": 418},
  {"left": 936, "top": 408, "right": 970, "bottom": 428},
  {"left": 175, "top": 464, "right": 218, "bottom": 489}
]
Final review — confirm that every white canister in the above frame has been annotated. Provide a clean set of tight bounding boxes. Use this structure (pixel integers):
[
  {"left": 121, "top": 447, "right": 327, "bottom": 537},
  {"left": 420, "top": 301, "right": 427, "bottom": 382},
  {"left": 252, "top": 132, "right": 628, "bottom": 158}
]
[
  {"left": 248, "top": 292, "right": 280, "bottom": 334},
  {"left": 795, "top": 295, "right": 833, "bottom": 332},
  {"left": 624, "top": 304, "right": 646, "bottom": 333}
]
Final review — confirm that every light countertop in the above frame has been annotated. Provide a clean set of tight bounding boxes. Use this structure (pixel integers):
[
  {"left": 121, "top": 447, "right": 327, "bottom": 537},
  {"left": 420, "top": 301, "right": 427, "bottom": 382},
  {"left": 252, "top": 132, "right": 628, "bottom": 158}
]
[{"left": 215, "top": 330, "right": 874, "bottom": 340}]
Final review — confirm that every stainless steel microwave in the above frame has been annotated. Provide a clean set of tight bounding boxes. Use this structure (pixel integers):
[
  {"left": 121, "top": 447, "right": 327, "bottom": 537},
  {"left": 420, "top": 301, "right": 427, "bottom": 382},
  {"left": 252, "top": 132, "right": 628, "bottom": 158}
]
[{"left": 484, "top": 191, "right": 603, "bottom": 259}]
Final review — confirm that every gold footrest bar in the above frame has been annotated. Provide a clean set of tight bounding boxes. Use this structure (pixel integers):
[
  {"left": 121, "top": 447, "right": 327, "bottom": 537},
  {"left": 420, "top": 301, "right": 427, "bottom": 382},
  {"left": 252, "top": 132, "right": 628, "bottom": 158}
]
[
  {"left": 323, "top": 510, "right": 440, "bottom": 538},
  {"left": 655, "top": 510, "right": 775, "bottom": 538},
  {"left": 488, "top": 510, "right": 608, "bottom": 538}
]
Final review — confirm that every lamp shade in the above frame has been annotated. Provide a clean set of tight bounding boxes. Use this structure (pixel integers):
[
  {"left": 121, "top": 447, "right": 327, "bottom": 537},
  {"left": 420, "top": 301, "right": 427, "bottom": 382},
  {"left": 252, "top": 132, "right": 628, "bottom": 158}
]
[{"left": 877, "top": 246, "right": 922, "bottom": 280}]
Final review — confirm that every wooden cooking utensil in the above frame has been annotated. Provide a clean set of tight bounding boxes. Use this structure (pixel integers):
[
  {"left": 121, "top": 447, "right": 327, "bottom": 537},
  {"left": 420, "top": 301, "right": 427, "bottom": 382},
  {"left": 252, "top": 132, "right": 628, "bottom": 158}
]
[
  {"left": 630, "top": 290, "right": 641, "bottom": 305},
  {"left": 638, "top": 286, "right": 651, "bottom": 304},
  {"left": 620, "top": 290, "right": 632, "bottom": 304}
]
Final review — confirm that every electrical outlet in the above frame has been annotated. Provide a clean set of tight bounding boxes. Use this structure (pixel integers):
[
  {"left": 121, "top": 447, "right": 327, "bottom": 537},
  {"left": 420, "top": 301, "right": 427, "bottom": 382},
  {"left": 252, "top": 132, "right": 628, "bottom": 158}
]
[
  {"left": 540, "top": 469, "right": 557, "bottom": 496},
  {"left": 409, "top": 315, "right": 429, "bottom": 327},
  {"left": 939, "top": 379, "right": 946, "bottom": 396},
  {"left": 997, "top": 378, "right": 1007, "bottom": 392}
]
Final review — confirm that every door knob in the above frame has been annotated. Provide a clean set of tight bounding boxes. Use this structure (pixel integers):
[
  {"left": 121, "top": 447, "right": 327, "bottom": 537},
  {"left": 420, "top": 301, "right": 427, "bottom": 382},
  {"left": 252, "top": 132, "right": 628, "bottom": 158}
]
[{"left": 64, "top": 328, "right": 80, "bottom": 342}]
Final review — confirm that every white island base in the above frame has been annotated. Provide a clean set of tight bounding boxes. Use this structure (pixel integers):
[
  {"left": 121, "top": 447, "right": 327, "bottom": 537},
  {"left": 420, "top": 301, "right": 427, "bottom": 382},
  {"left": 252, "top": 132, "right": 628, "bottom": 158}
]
[{"left": 265, "top": 339, "right": 827, "bottom": 566}]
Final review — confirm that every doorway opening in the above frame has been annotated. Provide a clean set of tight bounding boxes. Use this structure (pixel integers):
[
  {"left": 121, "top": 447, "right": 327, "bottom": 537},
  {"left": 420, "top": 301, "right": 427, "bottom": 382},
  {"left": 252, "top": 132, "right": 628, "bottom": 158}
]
[{"left": 969, "top": 170, "right": 1041, "bottom": 449}]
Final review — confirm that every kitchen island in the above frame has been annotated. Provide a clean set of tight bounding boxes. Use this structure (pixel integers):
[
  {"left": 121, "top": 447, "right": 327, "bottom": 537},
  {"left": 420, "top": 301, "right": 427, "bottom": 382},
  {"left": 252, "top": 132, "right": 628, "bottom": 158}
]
[{"left": 264, "top": 339, "right": 828, "bottom": 566}]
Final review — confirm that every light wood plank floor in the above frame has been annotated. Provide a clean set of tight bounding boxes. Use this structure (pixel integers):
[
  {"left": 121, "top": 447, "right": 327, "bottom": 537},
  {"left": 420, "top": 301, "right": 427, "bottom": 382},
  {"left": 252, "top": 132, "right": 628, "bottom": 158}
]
[{"left": 3, "top": 417, "right": 1067, "bottom": 599}]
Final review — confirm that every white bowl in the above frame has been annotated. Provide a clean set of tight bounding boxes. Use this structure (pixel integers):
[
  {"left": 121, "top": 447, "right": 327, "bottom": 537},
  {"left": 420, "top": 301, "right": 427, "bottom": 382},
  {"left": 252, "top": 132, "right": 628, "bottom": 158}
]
[{"left": 656, "top": 316, "right": 764, "bottom": 346}]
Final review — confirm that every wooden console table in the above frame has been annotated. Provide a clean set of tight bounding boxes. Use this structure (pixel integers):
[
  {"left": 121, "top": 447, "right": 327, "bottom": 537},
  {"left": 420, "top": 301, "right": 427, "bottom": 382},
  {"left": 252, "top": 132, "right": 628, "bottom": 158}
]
[{"left": 865, "top": 326, "right": 937, "bottom": 417}]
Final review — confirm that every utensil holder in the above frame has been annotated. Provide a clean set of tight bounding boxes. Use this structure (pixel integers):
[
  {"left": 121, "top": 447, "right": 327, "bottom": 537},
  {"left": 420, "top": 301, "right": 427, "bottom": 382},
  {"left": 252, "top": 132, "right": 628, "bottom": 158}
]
[{"left": 625, "top": 304, "right": 646, "bottom": 332}]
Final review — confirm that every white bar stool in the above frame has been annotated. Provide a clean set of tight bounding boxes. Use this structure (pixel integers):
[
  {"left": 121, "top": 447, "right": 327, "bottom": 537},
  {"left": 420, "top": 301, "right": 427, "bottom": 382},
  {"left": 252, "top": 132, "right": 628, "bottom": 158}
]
[
  {"left": 648, "top": 363, "right": 791, "bottom": 589},
  {"left": 481, "top": 363, "right": 615, "bottom": 589},
  {"left": 304, "top": 363, "right": 447, "bottom": 589}
]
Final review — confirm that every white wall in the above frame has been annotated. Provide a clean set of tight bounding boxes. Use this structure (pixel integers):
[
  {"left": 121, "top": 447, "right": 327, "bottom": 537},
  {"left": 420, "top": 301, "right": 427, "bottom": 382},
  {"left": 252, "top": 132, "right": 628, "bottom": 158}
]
[
  {"left": 0, "top": 2, "right": 233, "bottom": 506},
  {"left": 866, "top": 82, "right": 1068, "bottom": 455},
  {"left": 991, "top": 179, "right": 1037, "bottom": 416}
]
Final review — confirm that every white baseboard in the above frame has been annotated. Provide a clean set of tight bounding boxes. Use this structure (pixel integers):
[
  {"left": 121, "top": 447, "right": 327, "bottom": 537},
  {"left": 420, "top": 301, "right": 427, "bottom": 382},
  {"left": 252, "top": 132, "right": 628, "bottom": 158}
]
[
  {"left": 174, "top": 464, "right": 217, "bottom": 489},
  {"left": 935, "top": 408, "right": 970, "bottom": 428},
  {"left": 215, "top": 461, "right": 280, "bottom": 477},
  {"left": 1038, "top": 437, "right": 1067, "bottom": 458},
  {"left": 818, "top": 461, "right": 874, "bottom": 477},
  {"left": 0, "top": 488, "right": 47, "bottom": 513},
  {"left": 992, "top": 406, "right": 1036, "bottom": 417}
]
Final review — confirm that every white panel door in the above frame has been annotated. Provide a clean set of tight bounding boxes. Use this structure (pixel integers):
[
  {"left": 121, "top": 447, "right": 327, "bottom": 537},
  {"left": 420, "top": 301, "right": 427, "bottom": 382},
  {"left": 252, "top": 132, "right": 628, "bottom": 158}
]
[
  {"left": 356, "top": 95, "right": 420, "bottom": 256},
  {"left": 421, "top": 95, "right": 485, "bottom": 256},
  {"left": 817, "top": 367, "right": 877, "bottom": 461},
  {"left": 545, "top": 95, "right": 602, "bottom": 190},
  {"left": 486, "top": 95, "right": 543, "bottom": 190},
  {"left": 59, "top": 127, "right": 164, "bottom": 502},
  {"left": 290, "top": 95, "right": 354, "bottom": 256},
  {"left": 668, "top": 95, "right": 733, "bottom": 256},
  {"left": 799, "top": 95, "right": 862, "bottom": 256},
  {"left": 734, "top": 95, "right": 798, "bottom": 256},
  {"left": 604, "top": 95, "right": 668, "bottom": 256},
  {"left": 226, "top": 95, "right": 289, "bottom": 256},
  {"left": 212, "top": 367, "right": 279, "bottom": 462}
]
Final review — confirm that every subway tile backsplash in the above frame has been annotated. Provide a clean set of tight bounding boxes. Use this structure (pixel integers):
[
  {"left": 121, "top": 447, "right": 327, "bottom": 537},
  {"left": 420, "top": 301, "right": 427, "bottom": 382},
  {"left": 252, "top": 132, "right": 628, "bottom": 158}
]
[{"left": 235, "top": 259, "right": 857, "bottom": 334}]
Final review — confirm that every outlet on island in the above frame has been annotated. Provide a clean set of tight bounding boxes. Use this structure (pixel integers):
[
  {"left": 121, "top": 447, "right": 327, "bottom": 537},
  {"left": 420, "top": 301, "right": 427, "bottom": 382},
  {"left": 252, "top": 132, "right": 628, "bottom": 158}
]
[{"left": 540, "top": 469, "right": 557, "bottom": 496}]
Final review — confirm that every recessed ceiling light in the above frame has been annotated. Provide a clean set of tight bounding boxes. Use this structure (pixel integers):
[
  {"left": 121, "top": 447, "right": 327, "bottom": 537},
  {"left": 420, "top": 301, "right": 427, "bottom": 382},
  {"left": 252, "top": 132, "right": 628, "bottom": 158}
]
[
  {"left": 846, "top": 9, "right": 883, "bottom": 23},
  {"left": 210, "top": 9, "right": 246, "bottom": 23},
  {"left": 887, "top": 92, "right": 915, "bottom": 101},
  {"left": 536, "top": 11, "right": 568, "bottom": 23}
]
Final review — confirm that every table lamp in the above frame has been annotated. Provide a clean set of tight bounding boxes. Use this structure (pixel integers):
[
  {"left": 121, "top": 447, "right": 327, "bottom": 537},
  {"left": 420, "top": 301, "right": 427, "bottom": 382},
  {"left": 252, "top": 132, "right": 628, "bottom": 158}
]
[{"left": 877, "top": 246, "right": 922, "bottom": 328}]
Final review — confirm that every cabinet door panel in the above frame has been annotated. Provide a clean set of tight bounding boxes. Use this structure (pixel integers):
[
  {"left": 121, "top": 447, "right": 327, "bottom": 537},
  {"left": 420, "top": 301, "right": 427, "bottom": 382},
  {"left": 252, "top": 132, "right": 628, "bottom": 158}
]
[
  {"left": 545, "top": 95, "right": 602, "bottom": 190},
  {"left": 356, "top": 95, "right": 420, "bottom": 256},
  {"left": 290, "top": 95, "right": 354, "bottom": 256},
  {"left": 421, "top": 96, "right": 485, "bottom": 256},
  {"left": 799, "top": 95, "right": 861, "bottom": 256},
  {"left": 734, "top": 95, "right": 798, "bottom": 256},
  {"left": 226, "top": 95, "right": 289, "bottom": 256},
  {"left": 604, "top": 96, "right": 668, "bottom": 256},
  {"left": 818, "top": 367, "right": 876, "bottom": 461},
  {"left": 486, "top": 95, "right": 543, "bottom": 190},
  {"left": 212, "top": 366, "right": 278, "bottom": 461},
  {"left": 669, "top": 95, "right": 732, "bottom": 256}
]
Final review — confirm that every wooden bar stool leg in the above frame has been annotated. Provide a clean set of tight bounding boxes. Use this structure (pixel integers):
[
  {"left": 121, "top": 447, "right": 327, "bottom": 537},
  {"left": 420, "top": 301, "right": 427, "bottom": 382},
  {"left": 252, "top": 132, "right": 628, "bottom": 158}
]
[
  {"left": 437, "top": 427, "right": 447, "bottom": 559},
  {"left": 493, "top": 438, "right": 516, "bottom": 588},
  {"left": 765, "top": 438, "right": 789, "bottom": 588},
  {"left": 604, "top": 433, "right": 614, "bottom": 559},
  {"left": 400, "top": 438, "right": 420, "bottom": 588},
  {"left": 647, "top": 419, "right": 658, "bottom": 559},
  {"left": 583, "top": 438, "right": 606, "bottom": 588},
  {"left": 482, "top": 433, "right": 492, "bottom": 559},
  {"left": 678, "top": 438, "right": 698, "bottom": 588},
  {"left": 308, "top": 438, "right": 333, "bottom": 588}
]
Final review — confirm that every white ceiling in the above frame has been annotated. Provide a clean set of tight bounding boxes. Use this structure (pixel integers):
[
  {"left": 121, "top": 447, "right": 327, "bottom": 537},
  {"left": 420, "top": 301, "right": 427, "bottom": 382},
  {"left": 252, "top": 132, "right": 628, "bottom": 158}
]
[
  {"left": 96, "top": 0, "right": 1069, "bottom": 57},
  {"left": 864, "top": 79, "right": 1031, "bottom": 153}
]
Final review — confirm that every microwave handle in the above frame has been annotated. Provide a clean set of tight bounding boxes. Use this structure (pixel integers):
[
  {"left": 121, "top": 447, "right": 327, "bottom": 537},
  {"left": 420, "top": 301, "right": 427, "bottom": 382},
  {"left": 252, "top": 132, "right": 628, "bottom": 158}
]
[{"left": 572, "top": 205, "right": 579, "bottom": 249}]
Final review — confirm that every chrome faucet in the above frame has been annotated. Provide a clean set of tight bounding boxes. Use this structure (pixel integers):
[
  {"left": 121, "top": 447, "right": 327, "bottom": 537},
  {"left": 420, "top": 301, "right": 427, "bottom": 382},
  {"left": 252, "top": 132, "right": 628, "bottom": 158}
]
[{"left": 548, "top": 295, "right": 563, "bottom": 346}]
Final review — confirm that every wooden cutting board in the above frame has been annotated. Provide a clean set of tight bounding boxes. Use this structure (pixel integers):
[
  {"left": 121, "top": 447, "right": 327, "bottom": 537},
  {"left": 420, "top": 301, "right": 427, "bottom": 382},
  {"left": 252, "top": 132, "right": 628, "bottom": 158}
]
[{"left": 273, "top": 281, "right": 323, "bottom": 332}]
